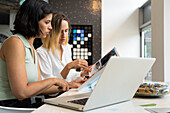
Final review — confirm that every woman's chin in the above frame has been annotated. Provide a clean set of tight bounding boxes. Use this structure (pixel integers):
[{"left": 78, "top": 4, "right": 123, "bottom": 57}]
[
  {"left": 40, "top": 35, "right": 47, "bottom": 38},
  {"left": 60, "top": 41, "right": 65, "bottom": 45}
]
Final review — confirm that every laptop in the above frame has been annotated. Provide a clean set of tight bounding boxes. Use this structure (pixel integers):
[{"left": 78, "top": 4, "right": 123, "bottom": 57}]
[{"left": 45, "top": 57, "right": 156, "bottom": 111}]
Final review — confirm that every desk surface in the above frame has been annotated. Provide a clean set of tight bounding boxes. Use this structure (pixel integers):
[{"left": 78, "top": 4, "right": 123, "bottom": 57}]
[{"left": 32, "top": 89, "right": 170, "bottom": 113}]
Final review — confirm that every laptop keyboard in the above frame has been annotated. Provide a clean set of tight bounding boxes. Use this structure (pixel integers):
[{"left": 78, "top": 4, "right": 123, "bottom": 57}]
[{"left": 68, "top": 98, "right": 88, "bottom": 105}]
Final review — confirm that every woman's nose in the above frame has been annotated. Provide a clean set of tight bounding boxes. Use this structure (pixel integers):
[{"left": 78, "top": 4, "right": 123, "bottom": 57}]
[
  {"left": 62, "top": 31, "right": 67, "bottom": 37},
  {"left": 49, "top": 23, "right": 52, "bottom": 30}
]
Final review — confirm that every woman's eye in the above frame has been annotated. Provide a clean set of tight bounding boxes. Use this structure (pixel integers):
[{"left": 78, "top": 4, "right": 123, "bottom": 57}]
[
  {"left": 45, "top": 21, "right": 50, "bottom": 24},
  {"left": 61, "top": 29, "right": 69, "bottom": 34},
  {"left": 65, "top": 30, "right": 68, "bottom": 32}
]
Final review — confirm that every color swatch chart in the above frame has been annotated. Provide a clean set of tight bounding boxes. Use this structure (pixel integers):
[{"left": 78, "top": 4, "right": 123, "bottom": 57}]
[{"left": 69, "top": 25, "right": 93, "bottom": 65}]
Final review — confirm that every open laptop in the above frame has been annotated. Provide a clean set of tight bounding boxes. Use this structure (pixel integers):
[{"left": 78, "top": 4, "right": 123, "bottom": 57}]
[{"left": 45, "top": 57, "right": 156, "bottom": 111}]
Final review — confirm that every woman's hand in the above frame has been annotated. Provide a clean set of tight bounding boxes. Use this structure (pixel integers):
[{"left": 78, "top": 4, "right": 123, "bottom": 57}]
[
  {"left": 80, "top": 65, "right": 92, "bottom": 78},
  {"left": 67, "top": 59, "right": 88, "bottom": 70},
  {"left": 53, "top": 78, "right": 70, "bottom": 91},
  {"left": 61, "top": 59, "right": 88, "bottom": 79},
  {"left": 68, "top": 79, "right": 86, "bottom": 88},
  {"left": 80, "top": 68, "right": 90, "bottom": 78}
]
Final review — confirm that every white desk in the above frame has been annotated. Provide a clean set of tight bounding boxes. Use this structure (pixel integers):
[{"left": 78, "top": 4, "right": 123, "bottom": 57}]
[{"left": 32, "top": 89, "right": 170, "bottom": 113}]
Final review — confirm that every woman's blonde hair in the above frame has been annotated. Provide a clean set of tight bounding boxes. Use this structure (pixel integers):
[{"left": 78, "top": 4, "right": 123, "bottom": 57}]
[{"left": 41, "top": 12, "right": 71, "bottom": 54}]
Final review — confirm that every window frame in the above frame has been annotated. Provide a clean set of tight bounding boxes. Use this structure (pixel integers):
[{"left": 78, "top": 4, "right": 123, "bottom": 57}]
[
  {"left": 139, "top": 0, "right": 151, "bottom": 81},
  {"left": 140, "top": 24, "right": 151, "bottom": 58}
]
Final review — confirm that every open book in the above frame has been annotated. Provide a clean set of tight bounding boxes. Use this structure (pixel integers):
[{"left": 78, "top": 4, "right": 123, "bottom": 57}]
[{"left": 78, "top": 47, "right": 119, "bottom": 92}]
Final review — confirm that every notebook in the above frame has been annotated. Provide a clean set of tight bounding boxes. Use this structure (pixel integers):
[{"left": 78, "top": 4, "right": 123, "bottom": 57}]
[{"left": 45, "top": 57, "right": 156, "bottom": 111}]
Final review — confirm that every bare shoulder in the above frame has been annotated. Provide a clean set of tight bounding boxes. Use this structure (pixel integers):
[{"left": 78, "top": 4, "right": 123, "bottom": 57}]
[
  {"left": 2, "top": 36, "right": 25, "bottom": 59},
  {"left": 3, "top": 36, "right": 23, "bottom": 47}
]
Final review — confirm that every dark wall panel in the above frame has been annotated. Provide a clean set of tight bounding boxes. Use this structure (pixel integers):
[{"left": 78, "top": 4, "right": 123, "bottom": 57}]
[{"left": 49, "top": 0, "right": 101, "bottom": 64}]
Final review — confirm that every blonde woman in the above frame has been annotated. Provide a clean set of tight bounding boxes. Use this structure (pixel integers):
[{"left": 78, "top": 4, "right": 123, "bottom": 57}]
[{"left": 37, "top": 12, "right": 89, "bottom": 86}]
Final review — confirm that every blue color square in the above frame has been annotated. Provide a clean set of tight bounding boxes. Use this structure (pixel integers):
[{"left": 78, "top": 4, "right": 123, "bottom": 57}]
[
  {"left": 77, "top": 33, "right": 81, "bottom": 37},
  {"left": 73, "top": 37, "right": 77, "bottom": 41},
  {"left": 81, "top": 37, "right": 84, "bottom": 41},
  {"left": 73, "top": 29, "right": 77, "bottom": 33},
  {"left": 73, "top": 33, "right": 77, "bottom": 37},
  {"left": 81, "top": 30, "right": 84, "bottom": 33},
  {"left": 81, "top": 34, "right": 84, "bottom": 37}
]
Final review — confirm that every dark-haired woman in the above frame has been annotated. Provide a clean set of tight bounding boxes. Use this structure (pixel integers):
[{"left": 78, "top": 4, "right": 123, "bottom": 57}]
[{"left": 0, "top": 0, "right": 84, "bottom": 108}]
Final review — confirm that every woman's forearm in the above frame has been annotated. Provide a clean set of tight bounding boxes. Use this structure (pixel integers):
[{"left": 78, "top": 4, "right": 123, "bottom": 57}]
[
  {"left": 16, "top": 77, "right": 69, "bottom": 101},
  {"left": 14, "top": 78, "right": 58, "bottom": 100},
  {"left": 60, "top": 63, "right": 71, "bottom": 79},
  {"left": 40, "top": 85, "right": 61, "bottom": 95}
]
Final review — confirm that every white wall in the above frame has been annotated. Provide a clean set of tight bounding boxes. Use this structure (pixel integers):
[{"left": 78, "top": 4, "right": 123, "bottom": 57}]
[{"left": 102, "top": 0, "right": 147, "bottom": 57}]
